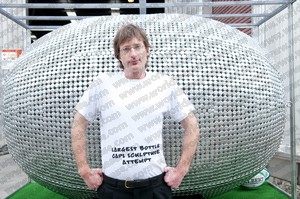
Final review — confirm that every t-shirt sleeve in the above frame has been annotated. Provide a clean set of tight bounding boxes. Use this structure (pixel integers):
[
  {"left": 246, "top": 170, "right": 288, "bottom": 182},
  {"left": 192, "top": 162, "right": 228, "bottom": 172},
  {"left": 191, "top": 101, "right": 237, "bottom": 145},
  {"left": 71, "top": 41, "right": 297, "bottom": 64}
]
[
  {"left": 167, "top": 78, "right": 195, "bottom": 122},
  {"left": 75, "top": 79, "right": 101, "bottom": 122}
]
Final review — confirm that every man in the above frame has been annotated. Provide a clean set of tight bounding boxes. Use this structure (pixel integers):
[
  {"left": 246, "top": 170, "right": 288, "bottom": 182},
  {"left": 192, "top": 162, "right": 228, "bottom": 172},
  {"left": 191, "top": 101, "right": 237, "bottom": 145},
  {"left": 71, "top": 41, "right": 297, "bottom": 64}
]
[{"left": 71, "top": 23, "right": 200, "bottom": 199}]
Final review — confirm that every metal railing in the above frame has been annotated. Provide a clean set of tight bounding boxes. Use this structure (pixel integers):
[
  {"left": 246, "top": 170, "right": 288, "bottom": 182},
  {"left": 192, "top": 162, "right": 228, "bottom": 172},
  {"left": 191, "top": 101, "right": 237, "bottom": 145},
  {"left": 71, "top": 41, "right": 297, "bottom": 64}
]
[{"left": 0, "top": 0, "right": 294, "bottom": 30}]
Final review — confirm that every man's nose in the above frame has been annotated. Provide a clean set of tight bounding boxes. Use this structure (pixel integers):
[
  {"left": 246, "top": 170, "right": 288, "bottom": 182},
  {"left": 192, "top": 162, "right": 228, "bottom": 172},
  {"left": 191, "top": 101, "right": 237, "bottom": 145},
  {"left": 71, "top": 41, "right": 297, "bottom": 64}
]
[{"left": 129, "top": 48, "right": 138, "bottom": 55}]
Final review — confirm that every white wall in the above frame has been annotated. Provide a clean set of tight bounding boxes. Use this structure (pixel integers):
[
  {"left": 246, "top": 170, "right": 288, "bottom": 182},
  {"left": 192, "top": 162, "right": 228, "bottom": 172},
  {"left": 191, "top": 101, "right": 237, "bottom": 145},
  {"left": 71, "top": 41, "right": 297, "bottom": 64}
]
[
  {"left": 165, "top": 0, "right": 204, "bottom": 14},
  {"left": 0, "top": 0, "right": 27, "bottom": 147},
  {"left": 0, "top": 0, "right": 27, "bottom": 51},
  {"left": 253, "top": 2, "right": 300, "bottom": 155}
]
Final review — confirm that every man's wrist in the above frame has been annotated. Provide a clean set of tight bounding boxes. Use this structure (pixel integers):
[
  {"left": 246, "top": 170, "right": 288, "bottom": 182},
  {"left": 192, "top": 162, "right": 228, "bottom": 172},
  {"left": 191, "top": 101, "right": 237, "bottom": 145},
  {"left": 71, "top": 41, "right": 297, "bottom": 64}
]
[
  {"left": 78, "top": 165, "right": 91, "bottom": 177},
  {"left": 176, "top": 163, "right": 190, "bottom": 176}
]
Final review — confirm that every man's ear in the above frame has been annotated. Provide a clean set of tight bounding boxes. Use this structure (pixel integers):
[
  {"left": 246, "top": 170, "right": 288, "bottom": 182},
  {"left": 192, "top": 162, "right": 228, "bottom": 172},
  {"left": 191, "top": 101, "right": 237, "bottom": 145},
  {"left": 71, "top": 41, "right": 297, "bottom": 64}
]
[{"left": 146, "top": 47, "right": 150, "bottom": 56}]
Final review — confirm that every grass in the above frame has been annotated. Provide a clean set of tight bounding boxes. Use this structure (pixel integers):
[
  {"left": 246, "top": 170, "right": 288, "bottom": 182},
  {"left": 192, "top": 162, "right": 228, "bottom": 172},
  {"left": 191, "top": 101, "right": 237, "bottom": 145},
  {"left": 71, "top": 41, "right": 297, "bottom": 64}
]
[{"left": 7, "top": 181, "right": 289, "bottom": 199}]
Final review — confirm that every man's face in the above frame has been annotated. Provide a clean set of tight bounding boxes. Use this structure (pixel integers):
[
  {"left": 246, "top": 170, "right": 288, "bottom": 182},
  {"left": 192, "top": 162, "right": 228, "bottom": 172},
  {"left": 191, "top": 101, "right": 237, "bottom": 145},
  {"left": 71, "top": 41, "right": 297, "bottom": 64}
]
[{"left": 119, "top": 37, "right": 150, "bottom": 74}]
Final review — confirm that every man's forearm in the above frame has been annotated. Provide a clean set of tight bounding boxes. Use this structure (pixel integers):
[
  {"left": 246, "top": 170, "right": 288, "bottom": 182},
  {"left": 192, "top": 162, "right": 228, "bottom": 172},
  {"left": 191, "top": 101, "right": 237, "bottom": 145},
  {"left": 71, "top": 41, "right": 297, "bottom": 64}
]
[
  {"left": 71, "top": 112, "right": 90, "bottom": 176},
  {"left": 177, "top": 112, "right": 200, "bottom": 175},
  {"left": 71, "top": 112, "right": 103, "bottom": 189}
]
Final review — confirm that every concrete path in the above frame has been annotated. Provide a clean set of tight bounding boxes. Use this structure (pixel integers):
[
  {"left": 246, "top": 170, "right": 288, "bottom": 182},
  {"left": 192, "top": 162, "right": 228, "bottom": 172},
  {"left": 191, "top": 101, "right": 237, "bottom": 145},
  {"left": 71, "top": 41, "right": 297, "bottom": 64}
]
[{"left": 0, "top": 154, "right": 28, "bottom": 199}]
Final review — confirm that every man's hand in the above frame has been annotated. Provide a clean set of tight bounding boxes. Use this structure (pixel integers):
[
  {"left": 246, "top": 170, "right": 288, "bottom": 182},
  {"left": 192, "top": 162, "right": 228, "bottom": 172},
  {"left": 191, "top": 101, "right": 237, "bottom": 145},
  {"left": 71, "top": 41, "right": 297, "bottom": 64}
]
[
  {"left": 164, "top": 166, "right": 186, "bottom": 189},
  {"left": 80, "top": 167, "right": 103, "bottom": 190}
]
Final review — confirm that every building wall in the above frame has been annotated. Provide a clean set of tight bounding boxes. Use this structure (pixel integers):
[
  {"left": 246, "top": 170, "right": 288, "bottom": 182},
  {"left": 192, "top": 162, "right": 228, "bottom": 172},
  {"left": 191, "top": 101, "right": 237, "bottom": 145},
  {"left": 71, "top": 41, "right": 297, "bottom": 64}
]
[
  {"left": 0, "top": 0, "right": 27, "bottom": 51},
  {"left": 164, "top": 0, "right": 204, "bottom": 14},
  {"left": 0, "top": 0, "right": 27, "bottom": 147},
  {"left": 253, "top": 2, "right": 300, "bottom": 155},
  {"left": 212, "top": 0, "right": 252, "bottom": 35}
]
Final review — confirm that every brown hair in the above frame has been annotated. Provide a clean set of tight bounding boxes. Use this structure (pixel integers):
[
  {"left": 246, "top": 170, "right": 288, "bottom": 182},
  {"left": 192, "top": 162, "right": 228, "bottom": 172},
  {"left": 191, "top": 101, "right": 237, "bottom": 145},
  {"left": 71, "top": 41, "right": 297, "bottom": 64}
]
[{"left": 113, "top": 24, "right": 151, "bottom": 69}]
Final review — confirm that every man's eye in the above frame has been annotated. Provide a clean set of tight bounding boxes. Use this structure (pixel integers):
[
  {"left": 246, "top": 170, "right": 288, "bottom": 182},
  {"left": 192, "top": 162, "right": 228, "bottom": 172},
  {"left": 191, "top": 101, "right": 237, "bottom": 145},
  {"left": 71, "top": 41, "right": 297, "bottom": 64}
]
[
  {"left": 134, "top": 45, "right": 141, "bottom": 50},
  {"left": 123, "top": 48, "right": 131, "bottom": 52}
]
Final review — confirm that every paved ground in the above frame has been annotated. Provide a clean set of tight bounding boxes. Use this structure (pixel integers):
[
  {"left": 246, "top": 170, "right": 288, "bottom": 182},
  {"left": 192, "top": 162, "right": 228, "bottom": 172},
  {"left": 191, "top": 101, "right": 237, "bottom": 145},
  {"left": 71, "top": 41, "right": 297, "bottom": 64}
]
[{"left": 0, "top": 154, "right": 28, "bottom": 199}]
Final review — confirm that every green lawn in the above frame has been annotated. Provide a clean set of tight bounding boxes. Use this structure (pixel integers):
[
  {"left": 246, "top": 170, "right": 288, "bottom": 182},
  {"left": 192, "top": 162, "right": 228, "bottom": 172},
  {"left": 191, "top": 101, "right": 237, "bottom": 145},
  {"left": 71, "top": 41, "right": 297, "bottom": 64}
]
[
  {"left": 7, "top": 182, "right": 289, "bottom": 199},
  {"left": 211, "top": 183, "right": 289, "bottom": 199}
]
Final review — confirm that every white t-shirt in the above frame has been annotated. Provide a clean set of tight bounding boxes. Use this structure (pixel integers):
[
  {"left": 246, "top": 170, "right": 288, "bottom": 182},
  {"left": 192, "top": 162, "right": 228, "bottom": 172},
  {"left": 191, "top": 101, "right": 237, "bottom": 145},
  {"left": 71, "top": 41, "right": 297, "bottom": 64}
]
[{"left": 76, "top": 72, "right": 195, "bottom": 180}]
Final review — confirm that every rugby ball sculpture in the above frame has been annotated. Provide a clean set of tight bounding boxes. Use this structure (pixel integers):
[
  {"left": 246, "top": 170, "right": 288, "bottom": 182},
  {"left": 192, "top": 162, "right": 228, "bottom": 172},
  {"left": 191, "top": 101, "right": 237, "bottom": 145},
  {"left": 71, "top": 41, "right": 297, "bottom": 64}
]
[{"left": 3, "top": 14, "right": 285, "bottom": 198}]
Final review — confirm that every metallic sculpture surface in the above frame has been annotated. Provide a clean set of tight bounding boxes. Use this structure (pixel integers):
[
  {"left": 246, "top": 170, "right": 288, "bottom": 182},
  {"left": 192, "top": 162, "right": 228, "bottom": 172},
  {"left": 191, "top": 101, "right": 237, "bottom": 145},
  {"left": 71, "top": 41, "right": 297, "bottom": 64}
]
[{"left": 3, "top": 14, "right": 285, "bottom": 198}]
